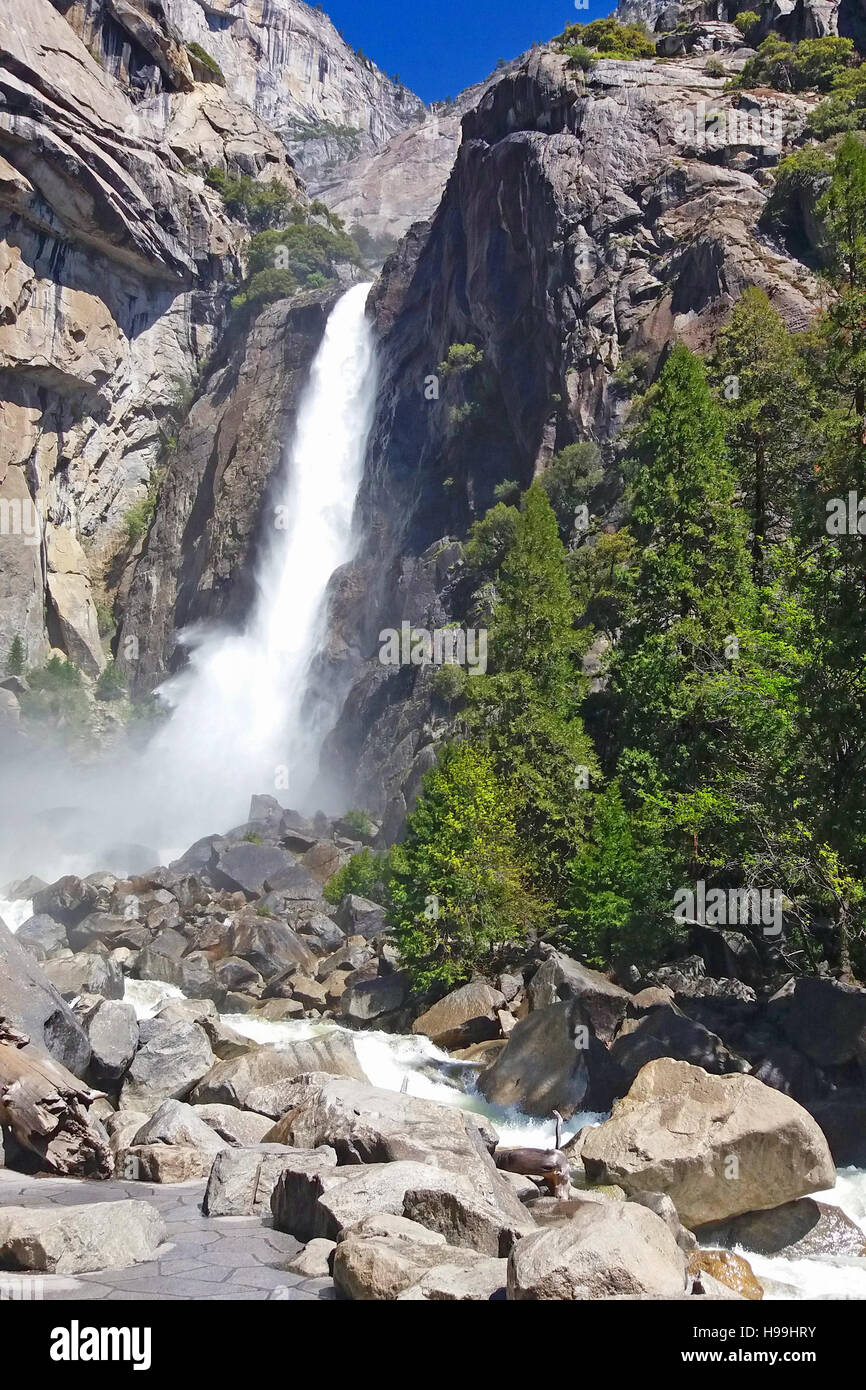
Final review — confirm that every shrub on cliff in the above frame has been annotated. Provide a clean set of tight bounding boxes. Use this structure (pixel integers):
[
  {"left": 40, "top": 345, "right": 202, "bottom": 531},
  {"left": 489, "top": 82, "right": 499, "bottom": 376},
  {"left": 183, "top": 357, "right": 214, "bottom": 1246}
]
[{"left": 556, "top": 19, "right": 656, "bottom": 63}]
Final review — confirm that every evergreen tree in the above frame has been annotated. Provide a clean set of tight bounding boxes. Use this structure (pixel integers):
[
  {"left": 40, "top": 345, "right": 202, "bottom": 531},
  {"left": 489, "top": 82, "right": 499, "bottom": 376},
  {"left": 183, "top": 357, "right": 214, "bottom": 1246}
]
[
  {"left": 387, "top": 742, "right": 543, "bottom": 990},
  {"left": 5, "top": 636, "right": 24, "bottom": 677},
  {"left": 468, "top": 483, "right": 596, "bottom": 899}
]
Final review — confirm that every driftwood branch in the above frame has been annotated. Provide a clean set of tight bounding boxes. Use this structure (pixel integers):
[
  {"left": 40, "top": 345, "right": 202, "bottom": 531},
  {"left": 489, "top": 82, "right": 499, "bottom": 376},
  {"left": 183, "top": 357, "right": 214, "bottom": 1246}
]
[{"left": 0, "top": 1035, "right": 111, "bottom": 1178}]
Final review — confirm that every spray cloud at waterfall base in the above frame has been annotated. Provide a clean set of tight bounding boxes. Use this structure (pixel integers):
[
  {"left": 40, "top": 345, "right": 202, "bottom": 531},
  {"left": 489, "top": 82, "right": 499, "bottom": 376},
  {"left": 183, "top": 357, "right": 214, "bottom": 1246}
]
[{"left": 0, "top": 284, "right": 377, "bottom": 884}]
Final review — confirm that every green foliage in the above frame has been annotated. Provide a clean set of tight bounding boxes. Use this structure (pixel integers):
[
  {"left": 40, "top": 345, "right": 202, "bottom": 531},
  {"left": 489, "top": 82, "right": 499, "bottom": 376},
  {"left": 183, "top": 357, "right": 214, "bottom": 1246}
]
[
  {"left": 563, "top": 44, "right": 597, "bottom": 73},
  {"left": 733, "top": 11, "right": 760, "bottom": 39},
  {"left": 342, "top": 808, "right": 376, "bottom": 837},
  {"left": 807, "top": 66, "right": 866, "bottom": 138},
  {"left": 431, "top": 661, "right": 468, "bottom": 704},
  {"left": 734, "top": 34, "right": 855, "bottom": 93},
  {"left": 123, "top": 469, "right": 164, "bottom": 547},
  {"left": 231, "top": 268, "right": 298, "bottom": 311},
  {"left": 186, "top": 42, "right": 224, "bottom": 79},
  {"left": 540, "top": 441, "right": 604, "bottom": 536},
  {"left": 556, "top": 19, "right": 656, "bottom": 61},
  {"left": 387, "top": 743, "right": 543, "bottom": 990},
  {"left": 5, "top": 636, "right": 24, "bottom": 677},
  {"left": 95, "top": 659, "right": 126, "bottom": 703},
  {"left": 566, "top": 783, "right": 675, "bottom": 965},
  {"left": 760, "top": 144, "right": 833, "bottom": 243},
  {"left": 464, "top": 502, "right": 520, "bottom": 574},
  {"left": 704, "top": 56, "right": 726, "bottom": 78},
  {"left": 438, "top": 343, "right": 484, "bottom": 377},
  {"left": 323, "top": 848, "right": 385, "bottom": 905},
  {"left": 205, "top": 168, "right": 297, "bottom": 230},
  {"left": 19, "top": 657, "right": 89, "bottom": 730}
]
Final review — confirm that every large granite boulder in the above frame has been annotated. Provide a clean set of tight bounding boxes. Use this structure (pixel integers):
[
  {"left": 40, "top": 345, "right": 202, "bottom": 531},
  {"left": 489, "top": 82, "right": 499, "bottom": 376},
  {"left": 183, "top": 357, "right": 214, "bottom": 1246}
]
[
  {"left": 412, "top": 981, "right": 506, "bottom": 1049},
  {"left": 478, "top": 999, "right": 624, "bottom": 1117},
  {"left": 120, "top": 1021, "right": 214, "bottom": 1110},
  {"left": 528, "top": 952, "right": 630, "bottom": 1042},
  {"left": 83, "top": 998, "right": 139, "bottom": 1086},
  {"left": 0, "top": 916, "right": 90, "bottom": 1075},
  {"left": 580, "top": 1059, "right": 836, "bottom": 1227},
  {"left": 189, "top": 1036, "right": 366, "bottom": 1113},
  {"left": 0, "top": 1200, "right": 165, "bottom": 1274},
  {"left": 203, "top": 1143, "right": 337, "bottom": 1217},
  {"left": 334, "top": 1212, "right": 507, "bottom": 1301}
]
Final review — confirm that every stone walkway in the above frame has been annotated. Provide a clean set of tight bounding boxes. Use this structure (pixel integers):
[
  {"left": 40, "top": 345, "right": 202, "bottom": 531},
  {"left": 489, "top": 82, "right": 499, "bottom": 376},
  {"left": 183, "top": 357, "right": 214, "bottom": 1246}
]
[{"left": 0, "top": 1170, "right": 336, "bottom": 1301}]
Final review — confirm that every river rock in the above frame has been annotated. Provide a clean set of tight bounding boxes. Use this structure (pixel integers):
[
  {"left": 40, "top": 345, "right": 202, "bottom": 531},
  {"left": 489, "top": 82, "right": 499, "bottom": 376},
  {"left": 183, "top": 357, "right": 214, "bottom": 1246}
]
[
  {"left": 412, "top": 980, "right": 506, "bottom": 1048},
  {"left": 43, "top": 951, "right": 124, "bottom": 1003},
  {"left": 689, "top": 1249, "right": 763, "bottom": 1300},
  {"left": 507, "top": 1200, "right": 689, "bottom": 1300},
  {"left": 190, "top": 1037, "right": 366, "bottom": 1112},
  {"left": 116, "top": 1144, "right": 215, "bottom": 1183},
  {"left": 0, "top": 917, "right": 91, "bottom": 1075},
  {"left": 610, "top": 1009, "right": 749, "bottom": 1088},
  {"left": 31, "top": 877, "right": 98, "bottom": 926},
  {"left": 192, "top": 1104, "right": 274, "bottom": 1147},
  {"left": 83, "top": 998, "right": 139, "bottom": 1085},
  {"left": 696, "top": 1198, "right": 866, "bottom": 1259},
  {"left": 203, "top": 1143, "right": 337, "bottom": 1217},
  {"left": 286, "top": 1237, "right": 336, "bottom": 1278},
  {"left": 229, "top": 915, "right": 318, "bottom": 979},
  {"left": 120, "top": 1020, "right": 214, "bottom": 1110},
  {"left": 0, "top": 1200, "right": 165, "bottom": 1274},
  {"left": 580, "top": 1059, "right": 836, "bottom": 1227},
  {"left": 15, "top": 914, "right": 69, "bottom": 959},
  {"left": 333, "top": 1212, "right": 506, "bottom": 1300},
  {"left": 528, "top": 952, "right": 630, "bottom": 1042},
  {"left": 271, "top": 1159, "right": 534, "bottom": 1253},
  {"left": 478, "top": 999, "right": 624, "bottom": 1117},
  {"left": 341, "top": 970, "right": 410, "bottom": 1023},
  {"left": 261, "top": 1076, "right": 505, "bottom": 1190},
  {"left": 769, "top": 977, "right": 866, "bottom": 1067},
  {"left": 335, "top": 895, "right": 387, "bottom": 939},
  {"left": 212, "top": 843, "right": 304, "bottom": 898},
  {"left": 131, "top": 1099, "right": 227, "bottom": 1153}
]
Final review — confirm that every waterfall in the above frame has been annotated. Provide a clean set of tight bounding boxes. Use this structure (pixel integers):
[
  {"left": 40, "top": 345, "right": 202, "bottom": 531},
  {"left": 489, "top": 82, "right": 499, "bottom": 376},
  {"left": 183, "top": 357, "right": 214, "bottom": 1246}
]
[{"left": 137, "top": 281, "right": 378, "bottom": 853}]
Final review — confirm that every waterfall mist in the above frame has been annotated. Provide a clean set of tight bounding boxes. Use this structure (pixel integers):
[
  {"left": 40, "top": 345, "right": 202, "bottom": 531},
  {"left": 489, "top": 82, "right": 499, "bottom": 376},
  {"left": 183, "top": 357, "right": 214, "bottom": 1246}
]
[{"left": 0, "top": 283, "right": 377, "bottom": 884}]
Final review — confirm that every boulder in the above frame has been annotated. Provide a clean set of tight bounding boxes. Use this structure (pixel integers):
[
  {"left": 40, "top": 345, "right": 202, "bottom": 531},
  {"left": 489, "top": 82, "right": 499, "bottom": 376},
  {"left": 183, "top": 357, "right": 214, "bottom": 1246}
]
[
  {"left": 769, "top": 977, "right": 866, "bottom": 1067},
  {"left": 190, "top": 1036, "right": 366, "bottom": 1113},
  {"left": 290, "top": 974, "right": 328, "bottom": 1010},
  {"left": 341, "top": 971, "right": 409, "bottom": 1023},
  {"left": 286, "top": 1237, "right": 336, "bottom": 1278},
  {"left": 271, "top": 1159, "right": 534, "bottom": 1253},
  {"left": 412, "top": 981, "right": 506, "bottom": 1049},
  {"left": 68, "top": 913, "right": 149, "bottom": 954},
  {"left": 529, "top": 952, "right": 630, "bottom": 1042},
  {"left": 478, "top": 999, "right": 624, "bottom": 1117},
  {"left": 43, "top": 951, "right": 124, "bottom": 1002},
  {"left": 0, "top": 917, "right": 91, "bottom": 1075},
  {"left": 609, "top": 1009, "right": 749, "bottom": 1088},
  {"left": 116, "top": 1145, "right": 214, "bottom": 1183},
  {"left": 335, "top": 895, "right": 387, "bottom": 940},
  {"left": 31, "top": 877, "right": 97, "bottom": 926},
  {"left": 203, "top": 1143, "right": 337, "bottom": 1217},
  {"left": 334, "top": 1212, "right": 507, "bottom": 1301},
  {"left": 580, "top": 1059, "right": 836, "bottom": 1227},
  {"left": 83, "top": 998, "right": 139, "bottom": 1086},
  {"left": 506, "top": 1200, "right": 689, "bottom": 1299},
  {"left": 0, "top": 1200, "right": 165, "bottom": 1274},
  {"left": 229, "top": 915, "right": 317, "bottom": 979},
  {"left": 696, "top": 1198, "right": 866, "bottom": 1260},
  {"left": 809, "top": 1093, "right": 866, "bottom": 1166},
  {"left": 212, "top": 843, "right": 304, "bottom": 898},
  {"left": 15, "top": 914, "right": 69, "bottom": 958},
  {"left": 689, "top": 1249, "right": 763, "bottom": 1300},
  {"left": 299, "top": 914, "right": 345, "bottom": 953},
  {"left": 120, "top": 1021, "right": 214, "bottom": 1109},
  {"left": 131, "top": 1099, "right": 227, "bottom": 1152},
  {"left": 261, "top": 1076, "right": 504, "bottom": 1190},
  {"left": 192, "top": 1104, "right": 274, "bottom": 1147},
  {"left": 136, "top": 928, "right": 189, "bottom": 986}
]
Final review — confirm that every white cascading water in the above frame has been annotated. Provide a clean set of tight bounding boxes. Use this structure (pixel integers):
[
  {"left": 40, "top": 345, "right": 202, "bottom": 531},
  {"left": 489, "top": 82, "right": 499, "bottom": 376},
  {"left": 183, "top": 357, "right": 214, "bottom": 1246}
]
[{"left": 136, "top": 282, "right": 377, "bottom": 852}]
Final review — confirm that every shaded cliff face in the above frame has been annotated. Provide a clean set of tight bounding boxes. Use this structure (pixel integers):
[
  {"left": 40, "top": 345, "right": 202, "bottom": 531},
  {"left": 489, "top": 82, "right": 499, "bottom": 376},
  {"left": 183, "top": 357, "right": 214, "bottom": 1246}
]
[
  {"left": 322, "top": 44, "right": 822, "bottom": 832},
  {"left": 0, "top": 0, "right": 301, "bottom": 677}
]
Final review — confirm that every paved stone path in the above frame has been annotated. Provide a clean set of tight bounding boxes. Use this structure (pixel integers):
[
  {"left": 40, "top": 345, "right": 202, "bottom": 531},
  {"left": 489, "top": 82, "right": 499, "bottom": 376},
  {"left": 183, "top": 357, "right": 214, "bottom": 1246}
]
[{"left": 0, "top": 1170, "right": 336, "bottom": 1301}]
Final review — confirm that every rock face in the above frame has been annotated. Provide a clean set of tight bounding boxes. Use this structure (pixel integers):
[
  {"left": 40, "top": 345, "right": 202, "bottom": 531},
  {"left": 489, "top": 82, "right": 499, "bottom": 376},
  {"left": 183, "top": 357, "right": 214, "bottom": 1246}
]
[
  {"left": 580, "top": 1059, "right": 836, "bottom": 1228},
  {"left": 0, "top": 0, "right": 302, "bottom": 673},
  {"left": 0, "top": 917, "right": 91, "bottom": 1075},
  {"left": 323, "top": 43, "right": 821, "bottom": 829},
  {"left": 507, "top": 1200, "right": 689, "bottom": 1300},
  {"left": 0, "top": 1199, "right": 165, "bottom": 1273}
]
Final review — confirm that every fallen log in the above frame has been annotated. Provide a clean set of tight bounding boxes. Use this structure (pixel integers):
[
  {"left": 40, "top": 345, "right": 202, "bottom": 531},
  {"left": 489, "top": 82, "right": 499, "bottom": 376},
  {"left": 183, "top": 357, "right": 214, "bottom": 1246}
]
[{"left": 0, "top": 1035, "right": 111, "bottom": 1178}]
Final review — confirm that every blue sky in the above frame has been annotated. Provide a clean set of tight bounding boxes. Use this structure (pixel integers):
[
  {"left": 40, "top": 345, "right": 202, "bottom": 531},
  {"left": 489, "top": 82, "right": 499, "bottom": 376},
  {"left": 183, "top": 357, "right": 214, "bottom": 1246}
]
[{"left": 318, "top": 0, "right": 615, "bottom": 103}]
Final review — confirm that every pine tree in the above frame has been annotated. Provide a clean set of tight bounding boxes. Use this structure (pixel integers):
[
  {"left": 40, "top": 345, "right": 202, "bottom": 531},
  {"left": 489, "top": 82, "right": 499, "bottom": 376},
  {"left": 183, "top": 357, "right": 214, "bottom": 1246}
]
[
  {"left": 468, "top": 483, "right": 597, "bottom": 899},
  {"left": 386, "top": 742, "right": 543, "bottom": 990},
  {"left": 5, "top": 636, "right": 24, "bottom": 677},
  {"left": 713, "top": 288, "right": 817, "bottom": 586}
]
